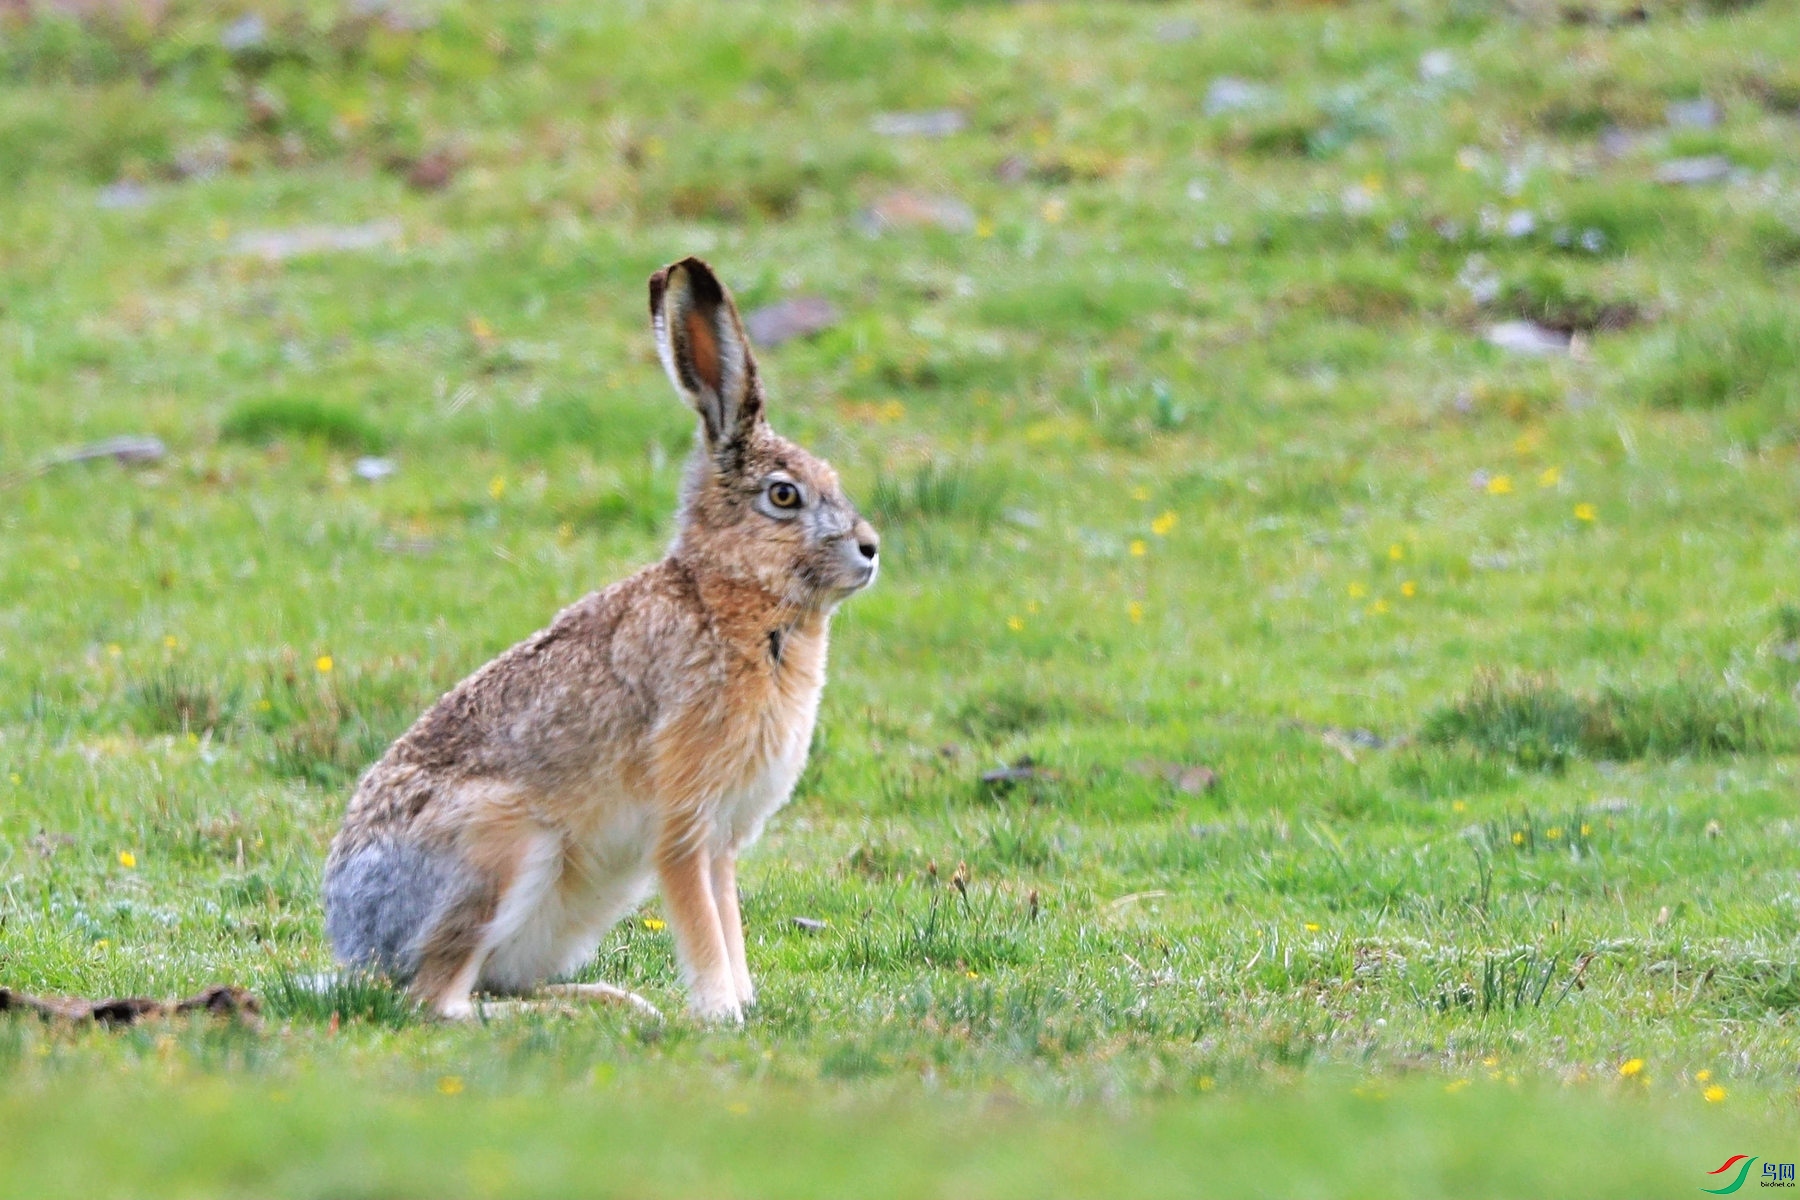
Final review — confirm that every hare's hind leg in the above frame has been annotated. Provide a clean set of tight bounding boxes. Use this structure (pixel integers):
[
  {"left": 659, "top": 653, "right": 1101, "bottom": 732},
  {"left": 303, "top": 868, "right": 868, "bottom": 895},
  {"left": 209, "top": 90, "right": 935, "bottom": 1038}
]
[
  {"left": 409, "top": 889, "right": 497, "bottom": 1020},
  {"left": 475, "top": 983, "right": 662, "bottom": 1021},
  {"left": 542, "top": 982, "right": 661, "bottom": 1015},
  {"left": 412, "top": 828, "right": 565, "bottom": 1020}
]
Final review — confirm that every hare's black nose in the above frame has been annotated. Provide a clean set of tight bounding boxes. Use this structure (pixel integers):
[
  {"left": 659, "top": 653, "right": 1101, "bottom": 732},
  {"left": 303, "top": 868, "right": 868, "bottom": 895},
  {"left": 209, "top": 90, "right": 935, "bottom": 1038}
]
[{"left": 852, "top": 520, "right": 880, "bottom": 561}]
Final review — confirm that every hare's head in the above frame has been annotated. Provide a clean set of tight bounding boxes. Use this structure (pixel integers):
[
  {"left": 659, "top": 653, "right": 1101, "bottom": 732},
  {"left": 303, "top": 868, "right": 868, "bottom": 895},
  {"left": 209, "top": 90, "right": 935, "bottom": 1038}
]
[{"left": 650, "top": 257, "right": 878, "bottom": 611}]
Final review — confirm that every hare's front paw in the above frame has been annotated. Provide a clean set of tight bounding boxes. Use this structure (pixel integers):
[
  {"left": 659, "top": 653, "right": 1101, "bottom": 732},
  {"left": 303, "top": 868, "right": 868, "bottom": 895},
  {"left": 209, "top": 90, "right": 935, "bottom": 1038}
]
[{"left": 688, "top": 988, "right": 745, "bottom": 1025}]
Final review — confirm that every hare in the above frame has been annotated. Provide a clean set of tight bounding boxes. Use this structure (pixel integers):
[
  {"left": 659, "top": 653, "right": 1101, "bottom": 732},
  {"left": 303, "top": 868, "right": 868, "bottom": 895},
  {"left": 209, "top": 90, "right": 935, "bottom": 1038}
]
[{"left": 322, "top": 257, "right": 879, "bottom": 1021}]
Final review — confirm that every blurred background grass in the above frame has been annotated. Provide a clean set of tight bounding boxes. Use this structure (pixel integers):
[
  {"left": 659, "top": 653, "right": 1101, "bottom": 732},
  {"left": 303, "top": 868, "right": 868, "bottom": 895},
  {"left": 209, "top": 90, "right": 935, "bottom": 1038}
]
[{"left": 2, "top": 0, "right": 1799, "bottom": 1193}]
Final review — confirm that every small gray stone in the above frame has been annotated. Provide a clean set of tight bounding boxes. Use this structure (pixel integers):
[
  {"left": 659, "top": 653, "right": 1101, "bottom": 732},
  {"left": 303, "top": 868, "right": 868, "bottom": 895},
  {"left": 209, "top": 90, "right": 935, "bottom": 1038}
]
[
  {"left": 855, "top": 191, "right": 975, "bottom": 237},
  {"left": 1486, "top": 321, "right": 1571, "bottom": 356},
  {"left": 1418, "top": 49, "right": 1455, "bottom": 81},
  {"left": 96, "top": 181, "right": 152, "bottom": 210},
  {"left": 1655, "top": 156, "right": 1733, "bottom": 186},
  {"left": 231, "top": 221, "right": 402, "bottom": 261},
  {"left": 869, "top": 110, "right": 966, "bottom": 138},
  {"left": 1665, "top": 97, "right": 1721, "bottom": 130},
  {"left": 1204, "top": 77, "right": 1266, "bottom": 117},
  {"left": 743, "top": 297, "right": 839, "bottom": 348},
  {"left": 221, "top": 13, "right": 267, "bottom": 52},
  {"left": 354, "top": 456, "right": 397, "bottom": 482}
]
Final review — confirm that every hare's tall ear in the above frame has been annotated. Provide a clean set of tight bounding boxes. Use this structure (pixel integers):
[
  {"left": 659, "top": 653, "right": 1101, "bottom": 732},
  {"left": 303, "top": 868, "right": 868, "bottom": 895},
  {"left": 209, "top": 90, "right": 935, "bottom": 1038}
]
[{"left": 649, "top": 257, "right": 763, "bottom": 460}]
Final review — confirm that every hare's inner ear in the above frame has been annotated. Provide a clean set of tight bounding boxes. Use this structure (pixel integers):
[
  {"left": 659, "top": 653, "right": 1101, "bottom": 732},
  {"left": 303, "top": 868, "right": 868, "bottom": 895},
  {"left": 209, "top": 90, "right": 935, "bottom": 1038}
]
[{"left": 649, "top": 257, "right": 763, "bottom": 455}]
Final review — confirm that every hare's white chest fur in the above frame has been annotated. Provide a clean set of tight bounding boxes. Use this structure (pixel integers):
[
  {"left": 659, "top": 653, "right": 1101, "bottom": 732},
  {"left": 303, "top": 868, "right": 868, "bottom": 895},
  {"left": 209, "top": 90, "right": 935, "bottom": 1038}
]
[{"left": 715, "top": 673, "right": 822, "bottom": 850}]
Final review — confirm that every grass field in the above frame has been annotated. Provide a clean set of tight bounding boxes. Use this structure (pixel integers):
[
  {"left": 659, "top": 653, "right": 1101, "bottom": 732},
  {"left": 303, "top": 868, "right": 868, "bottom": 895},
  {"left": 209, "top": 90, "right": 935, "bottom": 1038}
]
[{"left": 3, "top": 0, "right": 1800, "bottom": 1194}]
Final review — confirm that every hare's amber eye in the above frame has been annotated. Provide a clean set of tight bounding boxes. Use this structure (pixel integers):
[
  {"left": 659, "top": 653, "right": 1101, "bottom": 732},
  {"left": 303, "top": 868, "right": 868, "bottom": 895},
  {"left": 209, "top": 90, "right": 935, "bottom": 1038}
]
[{"left": 768, "top": 481, "right": 802, "bottom": 509}]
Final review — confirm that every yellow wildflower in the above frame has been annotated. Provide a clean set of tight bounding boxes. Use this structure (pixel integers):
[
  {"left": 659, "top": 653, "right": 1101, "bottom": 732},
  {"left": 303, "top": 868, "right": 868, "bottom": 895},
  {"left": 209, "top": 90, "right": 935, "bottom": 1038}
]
[
  {"left": 1452, "top": 800, "right": 1468, "bottom": 813},
  {"left": 1704, "top": 1085, "right": 1726, "bottom": 1103},
  {"left": 1486, "top": 474, "right": 1514, "bottom": 496},
  {"left": 1401, "top": 580, "right": 1418, "bottom": 598},
  {"left": 1197, "top": 1076, "right": 1215, "bottom": 1092},
  {"left": 118, "top": 850, "right": 136, "bottom": 869},
  {"left": 164, "top": 635, "right": 179, "bottom": 649},
  {"left": 1007, "top": 616, "right": 1025, "bottom": 632},
  {"left": 1696, "top": 1070, "right": 1712, "bottom": 1083},
  {"left": 1151, "top": 511, "right": 1177, "bottom": 537},
  {"left": 467, "top": 316, "right": 493, "bottom": 342},
  {"left": 315, "top": 656, "right": 333, "bottom": 674},
  {"left": 1580, "top": 823, "right": 1592, "bottom": 836},
  {"left": 975, "top": 219, "right": 995, "bottom": 239},
  {"left": 488, "top": 476, "right": 506, "bottom": 500},
  {"left": 106, "top": 644, "right": 122, "bottom": 658},
  {"left": 1511, "top": 831, "right": 1525, "bottom": 846},
  {"left": 1388, "top": 543, "right": 1403, "bottom": 561},
  {"left": 1127, "top": 602, "right": 1143, "bottom": 625},
  {"left": 1538, "top": 467, "right": 1561, "bottom": 487},
  {"left": 1574, "top": 502, "right": 1597, "bottom": 522},
  {"left": 1546, "top": 826, "right": 1563, "bottom": 840},
  {"left": 1129, "top": 539, "right": 1147, "bottom": 557},
  {"left": 642, "top": 917, "right": 666, "bottom": 932},
  {"left": 1445, "top": 1079, "right": 1471, "bottom": 1094},
  {"left": 1304, "top": 922, "right": 1321, "bottom": 933},
  {"left": 1348, "top": 582, "right": 1367, "bottom": 599},
  {"left": 437, "top": 1075, "right": 465, "bottom": 1096},
  {"left": 1131, "top": 486, "right": 1150, "bottom": 502},
  {"left": 1619, "top": 1058, "right": 1645, "bottom": 1078},
  {"left": 1367, "top": 598, "right": 1389, "bottom": 615}
]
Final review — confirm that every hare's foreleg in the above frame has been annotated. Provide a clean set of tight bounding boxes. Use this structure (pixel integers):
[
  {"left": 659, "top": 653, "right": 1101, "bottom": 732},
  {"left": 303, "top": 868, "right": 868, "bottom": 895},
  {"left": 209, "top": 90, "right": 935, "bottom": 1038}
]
[
  {"left": 656, "top": 835, "right": 741, "bottom": 1022},
  {"left": 711, "top": 854, "right": 755, "bottom": 1008}
]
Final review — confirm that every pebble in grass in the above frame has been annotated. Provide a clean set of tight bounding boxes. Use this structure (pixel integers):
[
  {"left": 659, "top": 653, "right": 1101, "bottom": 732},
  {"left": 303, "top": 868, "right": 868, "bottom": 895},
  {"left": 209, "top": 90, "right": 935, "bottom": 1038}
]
[
  {"left": 1655, "top": 156, "right": 1735, "bottom": 187},
  {"left": 1665, "top": 97, "right": 1721, "bottom": 130},
  {"left": 743, "top": 297, "right": 840, "bottom": 348},
  {"left": 870, "top": 110, "right": 966, "bottom": 138},
  {"left": 1204, "top": 77, "right": 1267, "bottom": 116},
  {"left": 354, "top": 457, "right": 397, "bottom": 482},
  {"left": 855, "top": 190, "right": 976, "bottom": 236},
  {"left": 1486, "top": 320, "right": 1571, "bottom": 357}
]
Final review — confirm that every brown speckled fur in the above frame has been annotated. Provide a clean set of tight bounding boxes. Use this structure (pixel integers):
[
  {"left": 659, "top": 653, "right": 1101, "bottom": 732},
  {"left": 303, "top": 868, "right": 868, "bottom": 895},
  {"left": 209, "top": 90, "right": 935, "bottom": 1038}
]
[{"left": 323, "top": 258, "right": 878, "bottom": 1021}]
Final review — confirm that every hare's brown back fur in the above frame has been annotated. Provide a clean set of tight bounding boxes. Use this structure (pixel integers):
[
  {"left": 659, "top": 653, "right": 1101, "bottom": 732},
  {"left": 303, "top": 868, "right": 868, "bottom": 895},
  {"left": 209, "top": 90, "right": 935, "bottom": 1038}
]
[
  {"left": 334, "top": 555, "right": 829, "bottom": 853},
  {"left": 322, "top": 257, "right": 877, "bottom": 1020}
]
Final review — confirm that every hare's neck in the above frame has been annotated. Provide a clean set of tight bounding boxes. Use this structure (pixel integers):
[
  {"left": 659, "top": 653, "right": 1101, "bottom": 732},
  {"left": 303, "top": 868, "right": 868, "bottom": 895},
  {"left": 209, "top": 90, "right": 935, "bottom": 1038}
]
[{"left": 687, "top": 566, "right": 830, "bottom": 665}]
